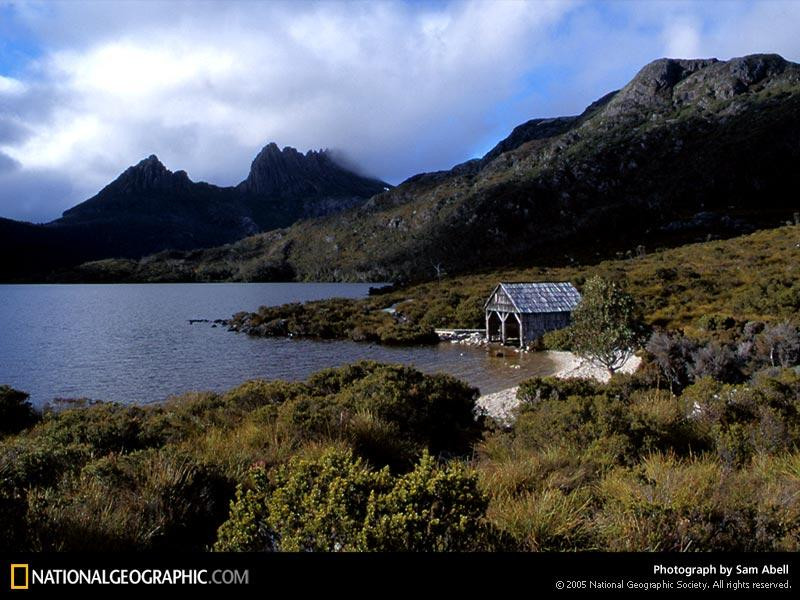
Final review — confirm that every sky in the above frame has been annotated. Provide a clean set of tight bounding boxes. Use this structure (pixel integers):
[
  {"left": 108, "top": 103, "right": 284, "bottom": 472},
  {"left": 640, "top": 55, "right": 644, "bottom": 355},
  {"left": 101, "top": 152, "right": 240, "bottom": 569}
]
[{"left": 1, "top": 0, "right": 799, "bottom": 223}]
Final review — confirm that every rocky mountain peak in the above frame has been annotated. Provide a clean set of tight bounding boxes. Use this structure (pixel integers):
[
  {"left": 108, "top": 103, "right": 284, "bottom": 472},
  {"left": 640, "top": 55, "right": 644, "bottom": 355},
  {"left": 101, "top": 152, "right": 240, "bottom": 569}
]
[
  {"left": 59, "top": 155, "right": 193, "bottom": 220},
  {"left": 238, "top": 142, "right": 384, "bottom": 199},
  {"left": 600, "top": 57, "right": 718, "bottom": 119},
  {"left": 109, "top": 154, "right": 191, "bottom": 195},
  {"left": 598, "top": 53, "right": 797, "bottom": 123},
  {"left": 240, "top": 143, "right": 321, "bottom": 197}
]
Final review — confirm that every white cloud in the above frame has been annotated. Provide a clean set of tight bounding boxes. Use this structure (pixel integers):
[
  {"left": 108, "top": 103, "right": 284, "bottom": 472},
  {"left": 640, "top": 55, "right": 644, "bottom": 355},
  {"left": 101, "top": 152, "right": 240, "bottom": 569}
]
[
  {"left": 662, "top": 18, "right": 703, "bottom": 58},
  {"left": 0, "top": 75, "right": 27, "bottom": 95},
  {"left": 2, "top": 0, "right": 579, "bottom": 220},
  {"left": 1, "top": 0, "right": 799, "bottom": 222}
]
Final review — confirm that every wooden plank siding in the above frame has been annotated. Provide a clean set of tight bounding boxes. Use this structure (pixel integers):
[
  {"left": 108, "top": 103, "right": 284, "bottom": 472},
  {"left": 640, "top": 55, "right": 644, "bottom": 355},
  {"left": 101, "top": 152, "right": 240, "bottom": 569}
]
[{"left": 485, "top": 287, "right": 517, "bottom": 313}]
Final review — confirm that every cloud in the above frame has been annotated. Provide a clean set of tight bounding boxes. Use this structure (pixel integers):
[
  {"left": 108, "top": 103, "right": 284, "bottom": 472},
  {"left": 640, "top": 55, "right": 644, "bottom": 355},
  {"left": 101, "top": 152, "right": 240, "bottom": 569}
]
[
  {"left": 1, "top": 0, "right": 799, "bottom": 222},
  {"left": 0, "top": 75, "right": 27, "bottom": 95},
  {"left": 0, "top": 166, "right": 74, "bottom": 222},
  {"left": 662, "top": 18, "right": 703, "bottom": 58},
  {"left": 0, "top": 150, "right": 20, "bottom": 173}
]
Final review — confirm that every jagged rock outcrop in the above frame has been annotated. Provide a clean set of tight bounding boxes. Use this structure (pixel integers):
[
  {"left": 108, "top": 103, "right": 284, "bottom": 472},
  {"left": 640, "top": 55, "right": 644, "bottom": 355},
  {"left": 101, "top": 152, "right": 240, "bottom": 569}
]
[
  {"left": 239, "top": 143, "right": 385, "bottom": 200},
  {"left": 602, "top": 54, "right": 796, "bottom": 121}
]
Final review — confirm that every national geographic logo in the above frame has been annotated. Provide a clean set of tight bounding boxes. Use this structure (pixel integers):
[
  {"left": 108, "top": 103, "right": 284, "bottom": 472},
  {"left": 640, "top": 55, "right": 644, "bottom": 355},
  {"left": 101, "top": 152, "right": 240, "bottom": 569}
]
[
  {"left": 10, "top": 564, "right": 29, "bottom": 590},
  {"left": 6, "top": 564, "right": 248, "bottom": 587}
]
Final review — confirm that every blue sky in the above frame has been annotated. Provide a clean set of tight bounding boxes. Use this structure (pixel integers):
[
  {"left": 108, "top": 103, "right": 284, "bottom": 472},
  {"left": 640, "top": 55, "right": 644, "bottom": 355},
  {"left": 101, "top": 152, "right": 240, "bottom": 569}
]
[{"left": 1, "top": 0, "right": 799, "bottom": 222}]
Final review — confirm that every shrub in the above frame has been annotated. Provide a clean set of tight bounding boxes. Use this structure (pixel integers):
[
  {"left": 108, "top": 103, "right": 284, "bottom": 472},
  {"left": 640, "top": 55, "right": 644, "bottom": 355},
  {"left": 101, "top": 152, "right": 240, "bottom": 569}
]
[
  {"left": 541, "top": 327, "right": 573, "bottom": 350},
  {"left": 514, "top": 379, "right": 711, "bottom": 464},
  {"left": 696, "top": 314, "right": 737, "bottom": 332},
  {"left": 646, "top": 331, "right": 697, "bottom": 392},
  {"left": 517, "top": 376, "right": 600, "bottom": 404},
  {"left": 626, "top": 389, "right": 708, "bottom": 456},
  {"left": 27, "top": 449, "right": 233, "bottom": 551},
  {"left": 279, "top": 362, "right": 482, "bottom": 466},
  {"left": 35, "top": 403, "right": 157, "bottom": 455},
  {"left": 215, "top": 448, "right": 495, "bottom": 552},
  {"left": 755, "top": 322, "right": 800, "bottom": 368},
  {"left": 596, "top": 454, "right": 795, "bottom": 551},
  {"left": 332, "top": 365, "right": 481, "bottom": 456},
  {"left": 220, "top": 380, "right": 307, "bottom": 418},
  {"left": 377, "top": 323, "right": 439, "bottom": 345},
  {"left": 691, "top": 342, "right": 743, "bottom": 383},
  {"left": 360, "top": 452, "right": 499, "bottom": 551},
  {"left": 0, "top": 482, "right": 29, "bottom": 552},
  {"left": 513, "top": 392, "right": 633, "bottom": 463},
  {"left": 0, "top": 386, "right": 39, "bottom": 436},
  {"left": 0, "top": 436, "right": 91, "bottom": 489},
  {"left": 452, "top": 295, "right": 484, "bottom": 328}
]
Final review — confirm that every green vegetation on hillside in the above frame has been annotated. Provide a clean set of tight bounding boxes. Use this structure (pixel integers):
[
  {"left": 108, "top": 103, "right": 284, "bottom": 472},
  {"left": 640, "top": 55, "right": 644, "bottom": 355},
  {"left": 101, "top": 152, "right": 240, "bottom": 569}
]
[{"left": 228, "top": 224, "right": 800, "bottom": 345}]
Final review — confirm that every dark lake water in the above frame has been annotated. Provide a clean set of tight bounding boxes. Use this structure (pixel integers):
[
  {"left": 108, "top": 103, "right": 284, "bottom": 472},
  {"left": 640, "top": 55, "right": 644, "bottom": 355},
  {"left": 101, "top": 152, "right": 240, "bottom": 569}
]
[{"left": 0, "top": 283, "right": 558, "bottom": 407}]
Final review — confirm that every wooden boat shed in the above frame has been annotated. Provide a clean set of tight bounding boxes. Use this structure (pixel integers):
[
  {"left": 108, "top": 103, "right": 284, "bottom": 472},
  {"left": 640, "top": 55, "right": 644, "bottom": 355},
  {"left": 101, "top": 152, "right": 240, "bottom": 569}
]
[{"left": 485, "top": 282, "right": 581, "bottom": 347}]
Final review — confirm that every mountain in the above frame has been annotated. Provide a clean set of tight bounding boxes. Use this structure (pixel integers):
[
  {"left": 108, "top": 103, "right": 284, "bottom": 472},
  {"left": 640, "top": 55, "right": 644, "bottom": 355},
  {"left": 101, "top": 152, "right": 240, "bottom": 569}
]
[
  {"left": 0, "top": 145, "right": 388, "bottom": 280},
  {"left": 71, "top": 53, "right": 800, "bottom": 284}
]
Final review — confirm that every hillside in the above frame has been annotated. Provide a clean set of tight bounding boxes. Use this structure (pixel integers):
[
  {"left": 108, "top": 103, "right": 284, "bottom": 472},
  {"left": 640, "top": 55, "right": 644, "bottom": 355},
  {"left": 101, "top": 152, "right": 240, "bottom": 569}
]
[
  {"left": 71, "top": 53, "right": 800, "bottom": 284},
  {"left": 0, "top": 145, "right": 388, "bottom": 280},
  {"left": 222, "top": 223, "right": 800, "bottom": 346}
]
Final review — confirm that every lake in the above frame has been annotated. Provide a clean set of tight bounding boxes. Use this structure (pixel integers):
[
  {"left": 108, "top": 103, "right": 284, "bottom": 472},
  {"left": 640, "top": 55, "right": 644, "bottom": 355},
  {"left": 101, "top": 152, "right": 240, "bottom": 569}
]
[{"left": 0, "top": 283, "right": 558, "bottom": 407}]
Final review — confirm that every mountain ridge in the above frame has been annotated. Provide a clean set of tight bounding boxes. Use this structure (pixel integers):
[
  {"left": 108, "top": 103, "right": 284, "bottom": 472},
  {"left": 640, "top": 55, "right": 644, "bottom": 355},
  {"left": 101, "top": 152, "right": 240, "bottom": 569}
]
[
  {"left": 0, "top": 143, "right": 389, "bottom": 280},
  {"left": 67, "top": 53, "right": 800, "bottom": 283}
]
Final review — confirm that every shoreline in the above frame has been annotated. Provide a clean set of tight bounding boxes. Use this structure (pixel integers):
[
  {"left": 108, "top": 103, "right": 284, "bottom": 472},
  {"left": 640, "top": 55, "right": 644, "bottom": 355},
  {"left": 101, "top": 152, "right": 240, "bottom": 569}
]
[{"left": 477, "top": 351, "right": 642, "bottom": 425}]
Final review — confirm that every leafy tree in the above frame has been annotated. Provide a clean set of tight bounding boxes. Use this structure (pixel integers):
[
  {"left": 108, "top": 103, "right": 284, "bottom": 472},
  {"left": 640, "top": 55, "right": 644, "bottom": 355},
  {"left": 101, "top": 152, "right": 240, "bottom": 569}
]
[{"left": 570, "top": 277, "right": 646, "bottom": 375}]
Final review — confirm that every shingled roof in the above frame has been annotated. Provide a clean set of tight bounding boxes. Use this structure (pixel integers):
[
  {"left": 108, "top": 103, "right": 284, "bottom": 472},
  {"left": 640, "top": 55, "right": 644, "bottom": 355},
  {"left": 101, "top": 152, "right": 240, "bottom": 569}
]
[{"left": 487, "top": 282, "right": 581, "bottom": 313}]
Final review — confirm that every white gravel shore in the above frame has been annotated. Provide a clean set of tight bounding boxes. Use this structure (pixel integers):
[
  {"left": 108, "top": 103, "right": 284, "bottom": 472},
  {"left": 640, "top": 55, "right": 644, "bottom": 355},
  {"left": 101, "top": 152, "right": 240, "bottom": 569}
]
[{"left": 476, "top": 351, "right": 642, "bottom": 425}]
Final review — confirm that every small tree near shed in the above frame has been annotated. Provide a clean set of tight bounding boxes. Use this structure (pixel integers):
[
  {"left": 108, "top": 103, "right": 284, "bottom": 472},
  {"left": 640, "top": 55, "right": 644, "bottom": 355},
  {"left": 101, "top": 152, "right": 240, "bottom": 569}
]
[{"left": 570, "top": 276, "right": 646, "bottom": 376}]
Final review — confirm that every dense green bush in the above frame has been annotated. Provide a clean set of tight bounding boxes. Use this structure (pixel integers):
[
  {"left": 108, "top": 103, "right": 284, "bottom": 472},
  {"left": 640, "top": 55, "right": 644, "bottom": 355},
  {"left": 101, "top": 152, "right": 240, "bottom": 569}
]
[
  {"left": 277, "top": 362, "right": 482, "bottom": 467},
  {"left": 540, "top": 327, "right": 573, "bottom": 350},
  {"left": 215, "top": 448, "right": 497, "bottom": 552},
  {"left": 517, "top": 376, "right": 601, "bottom": 404},
  {"left": 35, "top": 403, "right": 160, "bottom": 455},
  {"left": 359, "top": 451, "right": 499, "bottom": 551}
]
